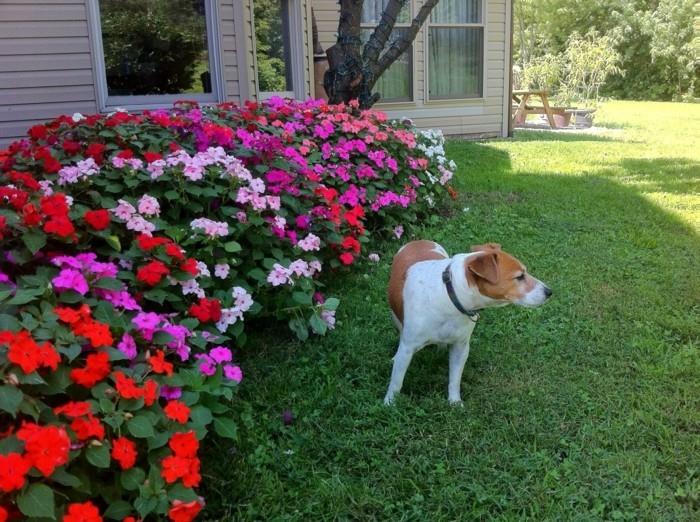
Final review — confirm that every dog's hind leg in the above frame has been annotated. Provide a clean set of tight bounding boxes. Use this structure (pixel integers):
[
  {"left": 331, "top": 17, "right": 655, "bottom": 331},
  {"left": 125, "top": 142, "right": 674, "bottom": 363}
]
[{"left": 384, "top": 340, "right": 419, "bottom": 405}]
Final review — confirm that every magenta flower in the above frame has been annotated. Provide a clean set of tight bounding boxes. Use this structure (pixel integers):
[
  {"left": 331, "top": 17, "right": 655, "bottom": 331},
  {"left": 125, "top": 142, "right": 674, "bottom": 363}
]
[
  {"left": 52, "top": 268, "right": 89, "bottom": 295},
  {"left": 209, "top": 346, "right": 232, "bottom": 364},
  {"left": 117, "top": 333, "right": 137, "bottom": 359},
  {"left": 223, "top": 364, "right": 243, "bottom": 383}
]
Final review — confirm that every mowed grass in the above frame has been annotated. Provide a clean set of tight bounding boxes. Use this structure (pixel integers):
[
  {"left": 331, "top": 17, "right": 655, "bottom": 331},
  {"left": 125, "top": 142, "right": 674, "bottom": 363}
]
[{"left": 202, "top": 101, "right": 700, "bottom": 521}]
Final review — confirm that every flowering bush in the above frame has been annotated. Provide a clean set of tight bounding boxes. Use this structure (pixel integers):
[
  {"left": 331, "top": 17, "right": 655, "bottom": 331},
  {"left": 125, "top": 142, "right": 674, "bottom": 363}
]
[{"left": 0, "top": 98, "right": 455, "bottom": 520}]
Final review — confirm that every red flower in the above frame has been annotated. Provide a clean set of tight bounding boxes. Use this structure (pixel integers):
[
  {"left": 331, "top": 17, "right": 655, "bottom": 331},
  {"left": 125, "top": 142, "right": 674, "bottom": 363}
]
[
  {"left": 143, "top": 151, "right": 162, "bottom": 163},
  {"left": 84, "top": 209, "right": 110, "bottom": 230},
  {"left": 168, "top": 431, "right": 198, "bottom": 458},
  {"left": 113, "top": 371, "right": 141, "bottom": 400},
  {"left": 344, "top": 205, "right": 365, "bottom": 227},
  {"left": 0, "top": 453, "right": 31, "bottom": 492},
  {"left": 165, "top": 243, "right": 185, "bottom": 261},
  {"left": 62, "top": 140, "right": 82, "bottom": 155},
  {"left": 70, "top": 414, "right": 105, "bottom": 441},
  {"left": 70, "top": 352, "right": 111, "bottom": 388},
  {"left": 85, "top": 143, "right": 106, "bottom": 164},
  {"left": 54, "top": 401, "right": 93, "bottom": 418},
  {"left": 161, "top": 455, "right": 201, "bottom": 487},
  {"left": 116, "top": 149, "right": 134, "bottom": 159},
  {"left": 0, "top": 215, "right": 6, "bottom": 240},
  {"left": 40, "top": 194, "right": 69, "bottom": 216},
  {"left": 339, "top": 252, "right": 354, "bottom": 265},
  {"left": 22, "top": 203, "right": 42, "bottom": 227},
  {"left": 43, "top": 215, "right": 75, "bottom": 238},
  {"left": 28, "top": 124, "right": 48, "bottom": 140},
  {"left": 16, "top": 422, "right": 70, "bottom": 477},
  {"left": 54, "top": 304, "right": 90, "bottom": 324},
  {"left": 148, "top": 350, "right": 173, "bottom": 376},
  {"left": 4, "top": 330, "right": 59, "bottom": 374},
  {"left": 42, "top": 155, "right": 61, "bottom": 174},
  {"left": 179, "top": 258, "right": 198, "bottom": 276},
  {"left": 341, "top": 236, "right": 361, "bottom": 254},
  {"left": 164, "top": 401, "right": 190, "bottom": 424},
  {"left": 111, "top": 436, "right": 137, "bottom": 470},
  {"left": 136, "top": 260, "right": 170, "bottom": 286},
  {"left": 73, "top": 319, "right": 113, "bottom": 348},
  {"left": 142, "top": 379, "right": 158, "bottom": 406},
  {"left": 136, "top": 234, "right": 170, "bottom": 251},
  {"left": 188, "top": 298, "right": 221, "bottom": 323},
  {"left": 63, "top": 501, "right": 103, "bottom": 522},
  {"left": 168, "top": 500, "right": 203, "bottom": 522}
]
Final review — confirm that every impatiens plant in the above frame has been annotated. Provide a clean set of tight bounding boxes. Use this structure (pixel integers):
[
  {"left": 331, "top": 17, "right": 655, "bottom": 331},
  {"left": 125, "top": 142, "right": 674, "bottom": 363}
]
[{"left": 0, "top": 97, "right": 456, "bottom": 519}]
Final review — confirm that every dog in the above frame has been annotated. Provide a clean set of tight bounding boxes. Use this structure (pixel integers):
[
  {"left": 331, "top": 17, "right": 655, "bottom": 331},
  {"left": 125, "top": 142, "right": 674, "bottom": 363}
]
[{"left": 384, "top": 240, "right": 551, "bottom": 405}]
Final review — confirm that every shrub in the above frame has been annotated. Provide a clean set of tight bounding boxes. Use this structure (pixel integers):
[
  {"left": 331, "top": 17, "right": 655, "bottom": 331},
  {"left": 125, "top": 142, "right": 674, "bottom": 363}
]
[{"left": 0, "top": 98, "right": 455, "bottom": 520}]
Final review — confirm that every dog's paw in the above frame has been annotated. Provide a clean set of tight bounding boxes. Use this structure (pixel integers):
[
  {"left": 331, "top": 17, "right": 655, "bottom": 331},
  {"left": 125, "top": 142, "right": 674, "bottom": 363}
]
[
  {"left": 448, "top": 398, "right": 464, "bottom": 407},
  {"left": 383, "top": 394, "right": 396, "bottom": 406}
]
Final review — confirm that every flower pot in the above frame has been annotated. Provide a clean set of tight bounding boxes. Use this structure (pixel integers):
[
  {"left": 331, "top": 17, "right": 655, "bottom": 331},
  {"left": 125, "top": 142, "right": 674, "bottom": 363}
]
[{"left": 553, "top": 112, "right": 572, "bottom": 128}]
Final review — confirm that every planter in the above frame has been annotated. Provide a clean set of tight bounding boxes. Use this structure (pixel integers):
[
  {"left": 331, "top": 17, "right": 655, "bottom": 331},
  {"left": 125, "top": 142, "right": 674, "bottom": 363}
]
[
  {"left": 570, "top": 109, "right": 596, "bottom": 128},
  {"left": 553, "top": 112, "right": 572, "bottom": 128}
]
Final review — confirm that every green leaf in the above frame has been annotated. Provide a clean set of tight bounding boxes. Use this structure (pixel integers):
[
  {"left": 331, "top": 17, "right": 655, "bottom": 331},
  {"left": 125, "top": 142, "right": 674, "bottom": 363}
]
[
  {"left": 105, "top": 235, "right": 122, "bottom": 252},
  {"left": 104, "top": 500, "right": 133, "bottom": 520},
  {"left": 134, "top": 496, "right": 158, "bottom": 518},
  {"left": 289, "top": 318, "right": 309, "bottom": 341},
  {"left": 86, "top": 443, "right": 111, "bottom": 468},
  {"left": 121, "top": 467, "right": 146, "bottom": 491},
  {"left": 93, "top": 277, "right": 123, "bottom": 290},
  {"left": 213, "top": 417, "right": 238, "bottom": 440},
  {"left": 22, "top": 230, "right": 46, "bottom": 255},
  {"left": 7, "top": 288, "right": 44, "bottom": 305},
  {"left": 309, "top": 314, "right": 328, "bottom": 335},
  {"left": 0, "top": 385, "right": 23, "bottom": 416},
  {"left": 127, "top": 414, "right": 155, "bottom": 438},
  {"left": 292, "top": 291, "right": 313, "bottom": 306},
  {"left": 224, "top": 240, "right": 242, "bottom": 253},
  {"left": 323, "top": 297, "right": 340, "bottom": 311},
  {"left": 189, "top": 405, "right": 213, "bottom": 427},
  {"left": 50, "top": 468, "right": 82, "bottom": 487},
  {"left": 152, "top": 331, "right": 175, "bottom": 345},
  {"left": 0, "top": 314, "right": 21, "bottom": 332},
  {"left": 17, "top": 483, "right": 55, "bottom": 519}
]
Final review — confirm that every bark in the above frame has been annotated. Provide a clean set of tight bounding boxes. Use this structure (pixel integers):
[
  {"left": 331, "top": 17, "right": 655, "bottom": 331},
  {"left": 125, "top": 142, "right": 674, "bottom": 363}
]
[{"left": 324, "top": 0, "right": 440, "bottom": 109}]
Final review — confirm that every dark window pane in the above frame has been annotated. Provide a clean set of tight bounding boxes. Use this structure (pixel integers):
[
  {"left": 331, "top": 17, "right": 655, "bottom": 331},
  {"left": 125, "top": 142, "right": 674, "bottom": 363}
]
[
  {"left": 431, "top": 0, "right": 482, "bottom": 24},
  {"left": 429, "top": 27, "right": 483, "bottom": 99},
  {"left": 255, "top": 0, "right": 293, "bottom": 92},
  {"left": 361, "top": 29, "right": 412, "bottom": 102},
  {"left": 99, "top": 0, "right": 211, "bottom": 96}
]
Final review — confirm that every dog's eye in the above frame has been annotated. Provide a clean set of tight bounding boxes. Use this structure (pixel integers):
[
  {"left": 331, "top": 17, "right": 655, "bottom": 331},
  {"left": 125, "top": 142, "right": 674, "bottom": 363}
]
[{"left": 515, "top": 273, "right": 526, "bottom": 281}]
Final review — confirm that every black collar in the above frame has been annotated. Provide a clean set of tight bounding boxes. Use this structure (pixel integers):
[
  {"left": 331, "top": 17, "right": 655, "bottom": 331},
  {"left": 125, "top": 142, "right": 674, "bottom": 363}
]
[{"left": 442, "top": 263, "right": 480, "bottom": 321}]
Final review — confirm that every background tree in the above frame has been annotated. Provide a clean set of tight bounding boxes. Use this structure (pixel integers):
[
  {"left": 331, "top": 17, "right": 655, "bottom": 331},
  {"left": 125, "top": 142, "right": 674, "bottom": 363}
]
[{"left": 324, "top": 0, "right": 438, "bottom": 107}]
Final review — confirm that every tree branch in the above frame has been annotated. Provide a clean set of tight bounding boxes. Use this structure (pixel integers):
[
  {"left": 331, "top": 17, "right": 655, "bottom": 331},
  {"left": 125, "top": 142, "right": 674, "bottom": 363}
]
[
  {"left": 373, "top": 0, "right": 440, "bottom": 78},
  {"left": 362, "top": 0, "right": 408, "bottom": 67}
]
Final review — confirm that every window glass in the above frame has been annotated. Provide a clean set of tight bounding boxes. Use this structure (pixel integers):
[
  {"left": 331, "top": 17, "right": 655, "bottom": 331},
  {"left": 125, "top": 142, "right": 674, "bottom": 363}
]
[
  {"left": 361, "top": 0, "right": 411, "bottom": 25},
  {"left": 361, "top": 29, "right": 412, "bottom": 102},
  {"left": 254, "top": 0, "right": 293, "bottom": 93},
  {"left": 430, "top": 0, "right": 482, "bottom": 24},
  {"left": 428, "top": 27, "right": 483, "bottom": 99},
  {"left": 99, "top": 0, "right": 212, "bottom": 96}
]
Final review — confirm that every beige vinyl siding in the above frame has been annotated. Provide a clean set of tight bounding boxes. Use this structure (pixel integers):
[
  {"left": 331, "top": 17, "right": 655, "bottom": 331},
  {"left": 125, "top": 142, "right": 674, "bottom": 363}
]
[
  {"left": 311, "top": 0, "right": 510, "bottom": 137},
  {"left": 219, "top": 0, "right": 243, "bottom": 102},
  {"left": 0, "top": 0, "right": 98, "bottom": 146}
]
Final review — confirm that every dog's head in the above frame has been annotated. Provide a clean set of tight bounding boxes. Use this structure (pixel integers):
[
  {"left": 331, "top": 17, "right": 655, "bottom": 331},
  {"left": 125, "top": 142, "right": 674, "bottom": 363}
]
[{"left": 465, "top": 243, "right": 551, "bottom": 307}]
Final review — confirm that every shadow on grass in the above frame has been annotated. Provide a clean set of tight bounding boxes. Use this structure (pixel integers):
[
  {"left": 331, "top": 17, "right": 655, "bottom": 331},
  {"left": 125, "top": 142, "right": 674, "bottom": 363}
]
[
  {"left": 618, "top": 157, "right": 700, "bottom": 195},
  {"left": 512, "top": 129, "right": 619, "bottom": 142},
  {"left": 201, "top": 138, "right": 700, "bottom": 521}
]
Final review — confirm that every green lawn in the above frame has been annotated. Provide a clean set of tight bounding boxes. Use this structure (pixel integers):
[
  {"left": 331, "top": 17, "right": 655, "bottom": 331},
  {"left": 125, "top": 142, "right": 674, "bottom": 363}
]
[{"left": 202, "top": 101, "right": 700, "bottom": 521}]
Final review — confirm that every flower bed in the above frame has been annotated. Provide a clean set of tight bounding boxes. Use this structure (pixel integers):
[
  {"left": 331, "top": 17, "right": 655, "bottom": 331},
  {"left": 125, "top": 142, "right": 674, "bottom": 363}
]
[{"left": 0, "top": 98, "right": 455, "bottom": 520}]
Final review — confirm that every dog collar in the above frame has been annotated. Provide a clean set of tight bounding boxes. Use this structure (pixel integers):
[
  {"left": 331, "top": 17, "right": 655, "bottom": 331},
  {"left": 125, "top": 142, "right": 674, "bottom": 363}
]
[{"left": 442, "top": 263, "right": 480, "bottom": 321}]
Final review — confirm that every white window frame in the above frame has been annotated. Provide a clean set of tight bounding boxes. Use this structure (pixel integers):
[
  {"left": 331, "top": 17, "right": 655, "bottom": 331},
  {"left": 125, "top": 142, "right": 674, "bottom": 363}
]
[
  {"left": 360, "top": 1, "right": 414, "bottom": 104},
  {"left": 425, "top": 0, "right": 487, "bottom": 102},
  {"left": 252, "top": 0, "right": 306, "bottom": 100},
  {"left": 87, "top": 0, "right": 225, "bottom": 112}
]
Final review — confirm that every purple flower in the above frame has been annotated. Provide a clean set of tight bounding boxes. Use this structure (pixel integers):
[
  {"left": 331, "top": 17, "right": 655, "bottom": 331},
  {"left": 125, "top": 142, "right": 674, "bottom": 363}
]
[
  {"left": 195, "top": 354, "right": 217, "bottom": 376},
  {"left": 160, "top": 385, "right": 183, "bottom": 400},
  {"left": 209, "top": 346, "right": 232, "bottom": 364},
  {"left": 281, "top": 409, "right": 294, "bottom": 425},
  {"left": 223, "top": 364, "right": 243, "bottom": 383},
  {"left": 52, "top": 268, "right": 89, "bottom": 295},
  {"left": 117, "top": 333, "right": 137, "bottom": 359}
]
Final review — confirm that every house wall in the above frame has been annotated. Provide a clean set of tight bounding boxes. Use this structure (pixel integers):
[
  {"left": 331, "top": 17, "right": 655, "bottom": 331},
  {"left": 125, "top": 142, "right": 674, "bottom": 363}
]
[
  {"left": 313, "top": 0, "right": 512, "bottom": 137},
  {"left": 0, "top": 0, "right": 315, "bottom": 146}
]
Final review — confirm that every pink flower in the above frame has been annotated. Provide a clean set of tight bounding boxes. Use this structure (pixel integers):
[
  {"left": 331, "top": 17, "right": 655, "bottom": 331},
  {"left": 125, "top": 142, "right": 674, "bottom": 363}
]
[
  {"left": 209, "top": 346, "right": 232, "bottom": 364},
  {"left": 368, "top": 253, "right": 380, "bottom": 263},
  {"left": 235, "top": 211, "right": 247, "bottom": 223},
  {"left": 267, "top": 264, "right": 291, "bottom": 286},
  {"left": 393, "top": 225, "right": 404, "bottom": 239},
  {"left": 137, "top": 194, "right": 160, "bottom": 216},
  {"left": 297, "top": 233, "right": 320, "bottom": 252},
  {"left": 111, "top": 199, "right": 136, "bottom": 220},
  {"left": 214, "top": 263, "right": 230, "bottom": 279},
  {"left": 195, "top": 354, "right": 216, "bottom": 376},
  {"left": 52, "top": 268, "right": 89, "bottom": 295},
  {"left": 117, "top": 333, "right": 137, "bottom": 359},
  {"left": 223, "top": 364, "right": 243, "bottom": 383},
  {"left": 190, "top": 218, "right": 229, "bottom": 238},
  {"left": 321, "top": 310, "right": 336, "bottom": 330}
]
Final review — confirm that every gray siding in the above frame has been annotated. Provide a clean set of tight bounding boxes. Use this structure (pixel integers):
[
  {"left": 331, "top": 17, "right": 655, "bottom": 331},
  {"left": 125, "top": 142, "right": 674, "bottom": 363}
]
[{"left": 0, "top": 0, "right": 98, "bottom": 146}]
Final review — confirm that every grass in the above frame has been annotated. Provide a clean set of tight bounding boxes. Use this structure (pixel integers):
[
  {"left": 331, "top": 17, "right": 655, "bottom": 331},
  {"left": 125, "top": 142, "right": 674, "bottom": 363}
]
[{"left": 202, "top": 101, "right": 700, "bottom": 521}]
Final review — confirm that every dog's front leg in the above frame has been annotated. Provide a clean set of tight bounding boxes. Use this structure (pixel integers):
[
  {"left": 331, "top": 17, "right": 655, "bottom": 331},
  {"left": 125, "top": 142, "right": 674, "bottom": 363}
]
[
  {"left": 384, "top": 341, "right": 419, "bottom": 405},
  {"left": 448, "top": 341, "right": 471, "bottom": 404}
]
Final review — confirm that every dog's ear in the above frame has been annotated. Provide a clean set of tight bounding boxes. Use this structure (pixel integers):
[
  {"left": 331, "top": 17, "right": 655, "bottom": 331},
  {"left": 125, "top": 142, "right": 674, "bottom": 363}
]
[
  {"left": 466, "top": 252, "right": 499, "bottom": 285},
  {"left": 470, "top": 243, "right": 501, "bottom": 253}
]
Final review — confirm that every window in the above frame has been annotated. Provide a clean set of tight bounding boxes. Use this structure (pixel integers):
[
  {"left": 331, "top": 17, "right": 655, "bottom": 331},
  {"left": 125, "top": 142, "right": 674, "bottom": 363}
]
[
  {"left": 90, "top": 0, "right": 222, "bottom": 110},
  {"left": 428, "top": 0, "right": 484, "bottom": 100},
  {"left": 361, "top": 0, "right": 413, "bottom": 103}
]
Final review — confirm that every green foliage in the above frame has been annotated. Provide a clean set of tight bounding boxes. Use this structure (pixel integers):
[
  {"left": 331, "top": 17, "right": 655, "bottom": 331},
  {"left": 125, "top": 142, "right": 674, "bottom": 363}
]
[
  {"left": 100, "top": 0, "right": 207, "bottom": 95},
  {"left": 514, "top": 0, "right": 699, "bottom": 101},
  {"left": 253, "top": 0, "right": 289, "bottom": 92}
]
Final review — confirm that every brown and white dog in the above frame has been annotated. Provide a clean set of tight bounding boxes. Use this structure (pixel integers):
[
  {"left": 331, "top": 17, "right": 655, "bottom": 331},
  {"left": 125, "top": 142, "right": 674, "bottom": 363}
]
[{"left": 385, "top": 240, "right": 551, "bottom": 405}]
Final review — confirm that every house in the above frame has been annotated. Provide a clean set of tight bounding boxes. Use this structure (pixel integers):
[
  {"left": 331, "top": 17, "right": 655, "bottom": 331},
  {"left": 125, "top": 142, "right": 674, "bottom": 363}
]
[{"left": 0, "top": 0, "right": 513, "bottom": 147}]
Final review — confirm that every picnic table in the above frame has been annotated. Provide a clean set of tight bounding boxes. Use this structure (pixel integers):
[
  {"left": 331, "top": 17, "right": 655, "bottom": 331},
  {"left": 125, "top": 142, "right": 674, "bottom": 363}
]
[{"left": 512, "top": 89, "right": 558, "bottom": 128}]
